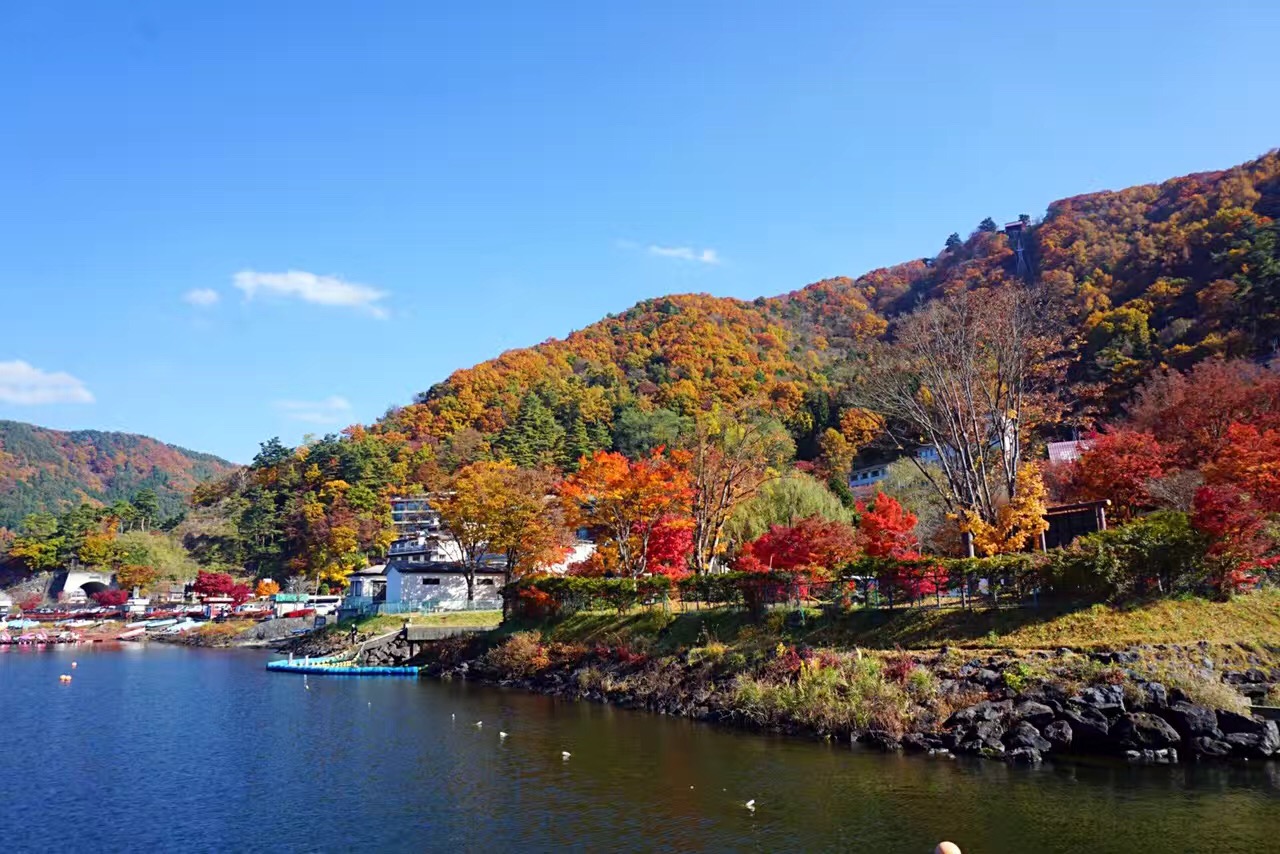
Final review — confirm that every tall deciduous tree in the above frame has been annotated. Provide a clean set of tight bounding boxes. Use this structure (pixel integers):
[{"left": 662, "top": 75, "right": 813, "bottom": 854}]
[
  {"left": 685, "top": 409, "right": 793, "bottom": 574},
  {"left": 853, "top": 285, "right": 1065, "bottom": 550},
  {"left": 438, "top": 461, "right": 570, "bottom": 603},
  {"left": 489, "top": 465, "right": 571, "bottom": 585}
]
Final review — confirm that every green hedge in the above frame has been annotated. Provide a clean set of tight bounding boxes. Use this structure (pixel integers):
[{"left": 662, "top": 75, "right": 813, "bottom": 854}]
[
  {"left": 506, "top": 575, "right": 673, "bottom": 615},
  {"left": 506, "top": 511, "right": 1215, "bottom": 617},
  {"left": 1046, "top": 511, "right": 1208, "bottom": 598}
]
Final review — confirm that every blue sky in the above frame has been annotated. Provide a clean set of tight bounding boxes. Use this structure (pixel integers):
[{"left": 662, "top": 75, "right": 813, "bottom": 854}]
[{"left": 3, "top": 1, "right": 1278, "bottom": 463}]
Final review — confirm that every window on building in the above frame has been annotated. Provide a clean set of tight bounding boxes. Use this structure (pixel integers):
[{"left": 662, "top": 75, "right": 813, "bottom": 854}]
[
  {"left": 421, "top": 578, "right": 441, "bottom": 586},
  {"left": 479, "top": 579, "right": 496, "bottom": 586}
]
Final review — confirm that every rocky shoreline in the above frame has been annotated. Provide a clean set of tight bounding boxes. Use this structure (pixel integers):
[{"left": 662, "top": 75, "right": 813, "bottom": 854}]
[{"left": 405, "top": 632, "right": 1280, "bottom": 767}]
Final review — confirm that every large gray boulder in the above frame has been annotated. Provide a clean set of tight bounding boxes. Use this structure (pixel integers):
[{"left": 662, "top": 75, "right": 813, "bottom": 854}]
[
  {"left": 1189, "top": 736, "right": 1234, "bottom": 758},
  {"left": 1012, "top": 700, "right": 1055, "bottom": 728},
  {"left": 1164, "top": 701, "right": 1221, "bottom": 740},
  {"left": 1042, "top": 720, "right": 1073, "bottom": 751},
  {"left": 1224, "top": 732, "right": 1273, "bottom": 758},
  {"left": 957, "top": 720, "right": 1006, "bottom": 756},
  {"left": 944, "top": 700, "right": 1012, "bottom": 729},
  {"left": 1005, "top": 721, "right": 1052, "bottom": 752},
  {"left": 1112, "top": 713, "right": 1182, "bottom": 750},
  {"left": 1075, "top": 684, "right": 1126, "bottom": 714},
  {"left": 1217, "top": 709, "right": 1265, "bottom": 735},
  {"left": 1061, "top": 706, "right": 1110, "bottom": 749},
  {"left": 1006, "top": 747, "right": 1043, "bottom": 764}
]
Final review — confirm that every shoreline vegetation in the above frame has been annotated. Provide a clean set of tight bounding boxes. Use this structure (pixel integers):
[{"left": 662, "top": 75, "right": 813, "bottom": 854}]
[
  {"left": 225, "top": 592, "right": 1280, "bottom": 768},
  {"left": 423, "top": 600, "right": 1280, "bottom": 765}
]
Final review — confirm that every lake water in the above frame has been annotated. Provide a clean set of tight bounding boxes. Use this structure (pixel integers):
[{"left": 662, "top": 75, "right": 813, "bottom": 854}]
[{"left": 2, "top": 644, "right": 1277, "bottom": 853}]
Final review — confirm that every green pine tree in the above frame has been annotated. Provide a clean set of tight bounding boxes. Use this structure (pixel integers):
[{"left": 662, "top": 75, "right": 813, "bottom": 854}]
[{"left": 499, "top": 394, "right": 565, "bottom": 468}]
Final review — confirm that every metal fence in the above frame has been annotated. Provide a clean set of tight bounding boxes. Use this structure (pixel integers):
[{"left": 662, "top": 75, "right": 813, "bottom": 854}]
[{"left": 339, "top": 598, "right": 501, "bottom": 618}]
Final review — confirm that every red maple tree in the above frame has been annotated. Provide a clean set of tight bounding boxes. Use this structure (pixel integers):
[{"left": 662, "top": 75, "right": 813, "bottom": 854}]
[
  {"left": 1069, "top": 429, "right": 1168, "bottom": 519},
  {"left": 1191, "top": 485, "right": 1273, "bottom": 595},
  {"left": 857, "top": 493, "right": 940, "bottom": 599},
  {"left": 736, "top": 516, "right": 858, "bottom": 576},
  {"left": 1203, "top": 423, "right": 1280, "bottom": 512},
  {"left": 643, "top": 515, "right": 694, "bottom": 579}
]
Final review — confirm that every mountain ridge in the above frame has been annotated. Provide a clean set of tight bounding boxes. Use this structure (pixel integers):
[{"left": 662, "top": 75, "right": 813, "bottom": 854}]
[
  {"left": 371, "top": 149, "right": 1279, "bottom": 457},
  {"left": 0, "top": 419, "right": 236, "bottom": 530}
]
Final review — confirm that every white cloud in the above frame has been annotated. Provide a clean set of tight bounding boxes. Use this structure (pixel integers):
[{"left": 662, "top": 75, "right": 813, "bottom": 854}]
[
  {"left": 233, "top": 270, "right": 389, "bottom": 319},
  {"left": 184, "top": 288, "right": 220, "bottom": 307},
  {"left": 274, "top": 395, "right": 353, "bottom": 425},
  {"left": 647, "top": 245, "right": 721, "bottom": 264},
  {"left": 0, "top": 360, "right": 94, "bottom": 405}
]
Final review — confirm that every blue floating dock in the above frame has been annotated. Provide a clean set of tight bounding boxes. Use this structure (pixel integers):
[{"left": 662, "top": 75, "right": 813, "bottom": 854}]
[{"left": 267, "top": 657, "right": 420, "bottom": 676}]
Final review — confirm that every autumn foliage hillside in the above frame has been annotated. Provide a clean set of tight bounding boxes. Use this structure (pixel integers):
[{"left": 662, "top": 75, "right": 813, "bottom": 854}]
[
  {"left": 0, "top": 420, "right": 235, "bottom": 530},
  {"left": 379, "top": 150, "right": 1280, "bottom": 453}
]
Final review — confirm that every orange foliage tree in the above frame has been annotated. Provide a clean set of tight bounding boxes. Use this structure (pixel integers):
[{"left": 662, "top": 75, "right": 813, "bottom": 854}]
[
  {"left": 1202, "top": 423, "right": 1280, "bottom": 512},
  {"left": 560, "top": 449, "right": 693, "bottom": 577},
  {"left": 438, "top": 461, "right": 571, "bottom": 602}
]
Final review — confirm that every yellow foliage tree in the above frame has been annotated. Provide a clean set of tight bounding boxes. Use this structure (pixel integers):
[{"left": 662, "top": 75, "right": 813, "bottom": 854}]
[
  {"left": 255, "top": 579, "right": 280, "bottom": 598},
  {"left": 959, "top": 464, "right": 1050, "bottom": 556},
  {"left": 838, "top": 407, "right": 882, "bottom": 452},
  {"left": 115, "top": 563, "right": 157, "bottom": 593}
]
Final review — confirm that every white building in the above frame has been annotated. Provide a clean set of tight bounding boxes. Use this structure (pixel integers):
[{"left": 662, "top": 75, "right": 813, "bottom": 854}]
[
  {"left": 385, "top": 563, "right": 505, "bottom": 611},
  {"left": 59, "top": 570, "right": 112, "bottom": 604},
  {"left": 347, "top": 564, "right": 387, "bottom": 600}
]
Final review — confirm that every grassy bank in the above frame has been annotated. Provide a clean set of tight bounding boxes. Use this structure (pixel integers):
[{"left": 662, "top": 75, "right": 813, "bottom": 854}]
[
  {"left": 342, "top": 610, "right": 503, "bottom": 636},
  {"left": 514, "top": 591, "right": 1280, "bottom": 656}
]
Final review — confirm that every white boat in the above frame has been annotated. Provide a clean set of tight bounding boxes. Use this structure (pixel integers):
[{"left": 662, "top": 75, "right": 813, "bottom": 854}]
[
  {"left": 144, "top": 619, "right": 178, "bottom": 629},
  {"left": 117, "top": 627, "right": 147, "bottom": 640},
  {"left": 163, "top": 619, "right": 201, "bottom": 634}
]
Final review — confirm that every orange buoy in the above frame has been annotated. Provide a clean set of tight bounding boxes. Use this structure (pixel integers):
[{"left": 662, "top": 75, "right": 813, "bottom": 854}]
[
  {"left": 71, "top": 661, "right": 78, "bottom": 668},
  {"left": 59, "top": 674, "right": 72, "bottom": 682},
  {"left": 936, "top": 843, "right": 962, "bottom": 854}
]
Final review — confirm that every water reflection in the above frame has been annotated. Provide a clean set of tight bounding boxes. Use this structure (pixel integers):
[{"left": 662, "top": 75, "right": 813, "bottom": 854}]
[{"left": 2, "top": 646, "right": 1277, "bottom": 853}]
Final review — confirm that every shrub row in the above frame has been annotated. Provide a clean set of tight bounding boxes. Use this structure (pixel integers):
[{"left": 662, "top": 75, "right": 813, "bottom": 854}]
[{"left": 506, "top": 511, "right": 1243, "bottom": 618}]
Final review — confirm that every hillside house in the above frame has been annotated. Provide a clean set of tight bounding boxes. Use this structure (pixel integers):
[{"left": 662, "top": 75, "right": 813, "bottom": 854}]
[{"left": 385, "top": 562, "right": 505, "bottom": 611}]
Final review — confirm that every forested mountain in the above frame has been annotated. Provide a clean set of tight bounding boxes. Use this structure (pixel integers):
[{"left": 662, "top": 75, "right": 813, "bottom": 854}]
[
  {"left": 384, "top": 150, "right": 1280, "bottom": 454},
  {"left": 0, "top": 420, "right": 235, "bottom": 530},
  {"left": 191, "top": 150, "right": 1280, "bottom": 583}
]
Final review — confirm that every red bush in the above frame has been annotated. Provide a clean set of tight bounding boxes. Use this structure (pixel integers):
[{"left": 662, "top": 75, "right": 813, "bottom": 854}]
[
  {"left": 1192, "top": 485, "right": 1271, "bottom": 595},
  {"left": 92, "top": 589, "right": 129, "bottom": 607},
  {"left": 884, "top": 652, "right": 918, "bottom": 684}
]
